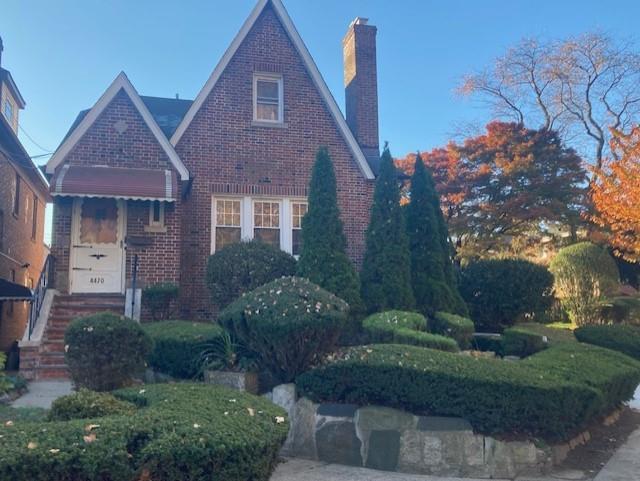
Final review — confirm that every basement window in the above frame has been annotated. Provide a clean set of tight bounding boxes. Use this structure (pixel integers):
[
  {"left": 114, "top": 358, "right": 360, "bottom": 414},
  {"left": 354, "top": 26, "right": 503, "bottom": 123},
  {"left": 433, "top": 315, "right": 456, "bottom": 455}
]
[{"left": 253, "top": 74, "right": 283, "bottom": 123}]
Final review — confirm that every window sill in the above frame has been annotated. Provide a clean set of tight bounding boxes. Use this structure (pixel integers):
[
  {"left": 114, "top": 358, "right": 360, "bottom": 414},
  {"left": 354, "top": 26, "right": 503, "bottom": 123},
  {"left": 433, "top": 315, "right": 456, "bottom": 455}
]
[
  {"left": 144, "top": 225, "right": 167, "bottom": 234},
  {"left": 251, "top": 120, "right": 288, "bottom": 129}
]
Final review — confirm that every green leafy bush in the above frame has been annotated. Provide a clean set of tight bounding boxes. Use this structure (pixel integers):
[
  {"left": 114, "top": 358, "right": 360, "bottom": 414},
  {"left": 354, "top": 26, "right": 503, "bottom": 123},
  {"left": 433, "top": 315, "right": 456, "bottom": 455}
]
[
  {"left": 219, "top": 276, "right": 348, "bottom": 383},
  {"left": 362, "top": 311, "right": 459, "bottom": 352},
  {"left": 0, "top": 354, "right": 12, "bottom": 395},
  {"left": 65, "top": 313, "right": 153, "bottom": 391},
  {"left": 206, "top": 240, "right": 297, "bottom": 309},
  {"left": 502, "top": 327, "right": 548, "bottom": 357},
  {"left": 429, "top": 311, "right": 474, "bottom": 349},
  {"left": 575, "top": 324, "right": 640, "bottom": 360},
  {"left": 48, "top": 389, "right": 136, "bottom": 421},
  {"left": 142, "top": 282, "right": 179, "bottom": 321},
  {"left": 601, "top": 296, "right": 640, "bottom": 325},
  {"left": 0, "top": 383, "right": 288, "bottom": 481},
  {"left": 472, "top": 334, "right": 504, "bottom": 354},
  {"left": 550, "top": 242, "right": 619, "bottom": 326},
  {"left": 142, "top": 320, "right": 224, "bottom": 379},
  {"left": 297, "top": 342, "right": 640, "bottom": 440},
  {"left": 460, "top": 259, "right": 554, "bottom": 331}
]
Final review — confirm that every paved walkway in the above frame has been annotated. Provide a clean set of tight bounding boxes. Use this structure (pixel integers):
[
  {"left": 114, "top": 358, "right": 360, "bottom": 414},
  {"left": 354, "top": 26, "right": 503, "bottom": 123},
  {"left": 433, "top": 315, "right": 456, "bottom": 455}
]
[
  {"left": 271, "top": 458, "right": 510, "bottom": 481},
  {"left": 11, "top": 381, "right": 72, "bottom": 409},
  {"left": 593, "top": 426, "right": 640, "bottom": 481}
]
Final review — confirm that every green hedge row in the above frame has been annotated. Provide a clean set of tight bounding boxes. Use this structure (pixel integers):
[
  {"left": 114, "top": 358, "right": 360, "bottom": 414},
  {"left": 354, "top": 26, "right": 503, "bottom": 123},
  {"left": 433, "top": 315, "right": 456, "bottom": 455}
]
[
  {"left": 502, "top": 327, "right": 548, "bottom": 357},
  {"left": 429, "top": 312, "right": 474, "bottom": 349},
  {"left": 575, "top": 324, "right": 640, "bottom": 360},
  {"left": 142, "top": 321, "right": 225, "bottom": 379},
  {"left": 0, "top": 383, "right": 288, "bottom": 481},
  {"left": 362, "top": 311, "right": 459, "bottom": 352},
  {"left": 297, "top": 342, "right": 640, "bottom": 440}
]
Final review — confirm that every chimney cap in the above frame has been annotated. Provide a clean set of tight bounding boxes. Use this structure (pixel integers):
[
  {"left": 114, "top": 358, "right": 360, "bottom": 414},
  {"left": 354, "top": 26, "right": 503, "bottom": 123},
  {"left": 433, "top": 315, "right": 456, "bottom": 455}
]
[{"left": 349, "top": 17, "right": 369, "bottom": 28}]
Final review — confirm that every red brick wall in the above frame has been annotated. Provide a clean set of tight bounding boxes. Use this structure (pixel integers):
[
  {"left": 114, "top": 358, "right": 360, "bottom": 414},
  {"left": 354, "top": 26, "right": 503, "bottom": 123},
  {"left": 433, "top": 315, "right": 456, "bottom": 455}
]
[
  {"left": 50, "top": 90, "right": 182, "bottom": 296},
  {"left": 0, "top": 159, "right": 47, "bottom": 350},
  {"left": 175, "top": 5, "right": 374, "bottom": 318}
]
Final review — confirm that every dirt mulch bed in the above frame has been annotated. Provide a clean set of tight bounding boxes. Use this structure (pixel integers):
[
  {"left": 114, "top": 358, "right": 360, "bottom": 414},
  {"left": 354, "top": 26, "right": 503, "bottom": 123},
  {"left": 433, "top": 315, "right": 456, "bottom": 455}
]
[{"left": 559, "top": 407, "right": 640, "bottom": 477}]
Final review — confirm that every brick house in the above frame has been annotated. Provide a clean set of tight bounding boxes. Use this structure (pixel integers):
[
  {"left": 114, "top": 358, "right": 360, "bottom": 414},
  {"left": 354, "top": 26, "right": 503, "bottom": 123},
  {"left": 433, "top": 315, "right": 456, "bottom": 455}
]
[
  {"left": 39, "top": 0, "right": 379, "bottom": 332},
  {"left": 0, "top": 37, "right": 50, "bottom": 354}
]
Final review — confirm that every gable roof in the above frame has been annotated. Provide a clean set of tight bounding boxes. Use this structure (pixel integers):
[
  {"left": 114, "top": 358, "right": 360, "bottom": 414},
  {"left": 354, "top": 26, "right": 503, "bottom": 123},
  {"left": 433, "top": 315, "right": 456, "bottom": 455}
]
[
  {"left": 170, "top": 0, "right": 375, "bottom": 180},
  {"left": 62, "top": 96, "right": 193, "bottom": 145},
  {"left": 0, "top": 68, "right": 26, "bottom": 108},
  {"left": 45, "top": 72, "right": 190, "bottom": 180}
]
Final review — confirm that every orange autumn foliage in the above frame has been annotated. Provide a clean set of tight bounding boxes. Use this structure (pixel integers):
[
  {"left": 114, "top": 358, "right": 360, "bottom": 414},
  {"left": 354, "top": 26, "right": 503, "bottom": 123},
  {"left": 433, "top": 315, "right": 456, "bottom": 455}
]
[{"left": 591, "top": 126, "right": 640, "bottom": 262}]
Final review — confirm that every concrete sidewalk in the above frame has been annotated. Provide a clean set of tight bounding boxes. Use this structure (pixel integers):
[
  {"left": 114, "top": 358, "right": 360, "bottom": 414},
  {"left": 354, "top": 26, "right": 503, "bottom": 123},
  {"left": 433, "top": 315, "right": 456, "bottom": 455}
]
[
  {"left": 11, "top": 381, "right": 72, "bottom": 409},
  {"left": 593, "top": 426, "right": 640, "bottom": 481}
]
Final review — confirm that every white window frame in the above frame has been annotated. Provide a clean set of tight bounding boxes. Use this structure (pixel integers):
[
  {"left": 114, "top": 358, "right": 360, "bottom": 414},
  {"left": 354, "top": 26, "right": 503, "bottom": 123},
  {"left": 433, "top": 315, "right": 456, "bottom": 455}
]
[
  {"left": 211, "top": 196, "right": 306, "bottom": 255},
  {"left": 253, "top": 73, "right": 283, "bottom": 124},
  {"left": 291, "top": 201, "right": 308, "bottom": 258},
  {"left": 3, "top": 99, "right": 13, "bottom": 124},
  {"left": 145, "top": 200, "right": 166, "bottom": 233}
]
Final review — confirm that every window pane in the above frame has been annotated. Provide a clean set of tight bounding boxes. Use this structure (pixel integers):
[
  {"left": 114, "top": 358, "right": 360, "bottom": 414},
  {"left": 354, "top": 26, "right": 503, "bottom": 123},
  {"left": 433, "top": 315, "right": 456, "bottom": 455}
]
[
  {"left": 216, "top": 200, "right": 241, "bottom": 227},
  {"left": 256, "top": 103, "right": 279, "bottom": 121},
  {"left": 257, "top": 80, "right": 279, "bottom": 100},
  {"left": 292, "top": 202, "right": 307, "bottom": 229},
  {"left": 292, "top": 229, "right": 303, "bottom": 257},
  {"left": 215, "top": 227, "right": 241, "bottom": 251},
  {"left": 254, "top": 228, "right": 280, "bottom": 248},
  {"left": 152, "top": 201, "right": 161, "bottom": 223}
]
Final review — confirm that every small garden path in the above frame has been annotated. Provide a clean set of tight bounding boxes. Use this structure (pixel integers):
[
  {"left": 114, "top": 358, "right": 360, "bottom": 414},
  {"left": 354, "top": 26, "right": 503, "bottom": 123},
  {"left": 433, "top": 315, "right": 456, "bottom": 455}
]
[{"left": 11, "top": 381, "right": 72, "bottom": 409}]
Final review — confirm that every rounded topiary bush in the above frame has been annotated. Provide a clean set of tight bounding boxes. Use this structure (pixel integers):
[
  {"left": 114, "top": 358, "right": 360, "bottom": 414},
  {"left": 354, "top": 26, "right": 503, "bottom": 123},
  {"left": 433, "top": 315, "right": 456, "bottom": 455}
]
[
  {"left": 65, "top": 313, "right": 153, "bottom": 391},
  {"left": 362, "top": 310, "right": 459, "bottom": 352},
  {"left": 219, "top": 276, "right": 348, "bottom": 383},
  {"left": 460, "top": 258, "right": 554, "bottom": 332},
  {"left": 0, "top": 383, "right": 288, "bottom": 481},
  {"left": 550, "top": 242, "right": 620, "bottom": 326},
  {"left": 142, "top": 321, "right": 225, "bottom": 379},
  {"left": 429, "top": 311, "right": 475, "bottom": 350},
  {"left": 206, "top": 240, "right": 297, "bottom": 309},
  {"left": 48, "top": 389, "right": 136, "bottom": 421}
]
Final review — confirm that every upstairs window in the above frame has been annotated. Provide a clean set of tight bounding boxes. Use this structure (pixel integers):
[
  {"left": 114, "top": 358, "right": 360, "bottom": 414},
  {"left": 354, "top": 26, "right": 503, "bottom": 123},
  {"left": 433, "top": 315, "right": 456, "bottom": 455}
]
[
  {"left": 12, "top": 174, "right": 20, "bottom": 217},
  {"left": 253, "top": 74, "right": 283, "bottom": 123},
  {"left": 31, "top": 196, "right": 38, "bottom": 241},
  {"left": 3, "top": 99, "right": 13, "bottom": 123}
]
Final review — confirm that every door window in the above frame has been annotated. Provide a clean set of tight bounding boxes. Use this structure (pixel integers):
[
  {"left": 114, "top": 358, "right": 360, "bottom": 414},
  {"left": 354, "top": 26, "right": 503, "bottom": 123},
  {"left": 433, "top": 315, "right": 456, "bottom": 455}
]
[{"left": 80, "top": 198, "right": 119, "bottom": 244}]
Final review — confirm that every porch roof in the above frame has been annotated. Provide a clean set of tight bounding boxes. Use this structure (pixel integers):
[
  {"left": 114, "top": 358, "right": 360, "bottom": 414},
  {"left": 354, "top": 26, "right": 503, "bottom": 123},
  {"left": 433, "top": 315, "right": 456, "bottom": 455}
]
[
  {"left": 0, "top": 278, "right": 32, "bottom": 301},
  {"left": 50, "top": 165, "right": 178, "bottom": 202}
]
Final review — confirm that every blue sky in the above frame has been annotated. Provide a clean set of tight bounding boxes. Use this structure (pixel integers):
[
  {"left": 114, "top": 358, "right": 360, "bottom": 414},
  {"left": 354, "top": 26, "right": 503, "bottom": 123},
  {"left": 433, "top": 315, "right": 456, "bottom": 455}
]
[{"left": 2, "top": 0, "right": 640, "bottom": 164}]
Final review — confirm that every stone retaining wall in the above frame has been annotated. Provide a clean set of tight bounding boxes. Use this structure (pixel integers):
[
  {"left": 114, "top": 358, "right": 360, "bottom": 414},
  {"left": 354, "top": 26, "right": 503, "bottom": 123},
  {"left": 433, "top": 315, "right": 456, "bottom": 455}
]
[{"left": 266, "top": 384, "right": 596, "bottom": 479}]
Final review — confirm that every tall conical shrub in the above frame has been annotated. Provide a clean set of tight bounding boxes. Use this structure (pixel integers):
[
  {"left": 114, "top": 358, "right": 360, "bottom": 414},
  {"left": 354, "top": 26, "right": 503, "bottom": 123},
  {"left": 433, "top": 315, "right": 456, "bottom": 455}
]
[
  {"left": 361, "top": 145, "right": 415, "bottom": 312},
  {"left": 297, "top": 147, "right": 362, "bottom": 312},
  {"left": 406, "top": 154, "right": 467, "bottom": 316}
]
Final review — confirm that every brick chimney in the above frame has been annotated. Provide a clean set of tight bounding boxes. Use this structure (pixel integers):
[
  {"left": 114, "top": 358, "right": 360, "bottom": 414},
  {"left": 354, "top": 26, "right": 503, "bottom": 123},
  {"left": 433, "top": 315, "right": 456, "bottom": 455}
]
[{"left": 343, "top": 17, "right": 379, "bottom": 158}]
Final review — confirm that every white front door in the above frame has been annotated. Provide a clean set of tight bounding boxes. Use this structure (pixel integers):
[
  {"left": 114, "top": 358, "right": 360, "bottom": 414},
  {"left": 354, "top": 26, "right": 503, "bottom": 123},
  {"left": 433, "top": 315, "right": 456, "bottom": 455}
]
[{"left": 70, "top": 198, "right": 126, "bottom": 294}]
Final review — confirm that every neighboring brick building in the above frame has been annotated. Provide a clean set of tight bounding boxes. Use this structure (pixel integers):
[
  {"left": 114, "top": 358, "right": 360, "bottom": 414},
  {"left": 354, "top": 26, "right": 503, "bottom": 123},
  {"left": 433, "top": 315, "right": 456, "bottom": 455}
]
[
  {"left": 0, "top": 36, "right": 50, "bottom": 352},
  {"left": 45, "top": 0, "right": 381, "bottom": 319}
]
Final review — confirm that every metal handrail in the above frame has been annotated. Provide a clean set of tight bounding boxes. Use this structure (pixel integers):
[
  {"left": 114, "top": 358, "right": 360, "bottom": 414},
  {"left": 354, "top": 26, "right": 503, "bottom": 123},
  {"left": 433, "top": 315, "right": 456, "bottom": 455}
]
[{"left": 28, "top": 254, "right": 54, "bottom": 340}]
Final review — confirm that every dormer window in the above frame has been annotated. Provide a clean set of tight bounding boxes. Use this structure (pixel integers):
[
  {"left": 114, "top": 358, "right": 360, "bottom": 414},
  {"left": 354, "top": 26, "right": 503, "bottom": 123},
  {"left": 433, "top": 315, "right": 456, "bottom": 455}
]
[
  {"left": 253, "top": 74, "right": 283, "bottom": 123},
  {"left": 3, "top": 99, "right": 14, "bottom": 124}
]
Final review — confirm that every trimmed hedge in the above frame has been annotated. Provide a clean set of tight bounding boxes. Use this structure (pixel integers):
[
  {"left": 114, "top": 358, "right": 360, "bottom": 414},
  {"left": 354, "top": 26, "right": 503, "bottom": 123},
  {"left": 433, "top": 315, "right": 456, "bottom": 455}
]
[
  {"left": 575, "top": 324, "right": 640, "bottom": 360},
  {"left": 142, "top": 282, "right": 179, "bottom": 321},
  {"left": 206, "top": 240, "right": 297, "bottom": 309},
  {"left": 142, "top": 321, "right": 225, "bottom": 379},
  {"left": 502, "top": 327, "right": 548, "bottom": 357},
  {"left": 297, "top": 342, "right": 640, "bottom": 440},
  {"left": 362, "top": 311, "right": 459, "bottom": 352},
  {"left": 49, "top": 389, "right": 136, "bottom": 421},
  {"left": 219, "top": 277, "right": 348, "bottom": 383},
  {"left": 460, "top": 259, "right": 554, "bottom": 331},
  {"left": 65, "top": 313, "right": 153, "bottom": 391},
  {"left": 0, "top": 383, "right": 288, "bottom": 481},
  {"left": 429, "top": 312, "right": 474, "bottom": 349}
]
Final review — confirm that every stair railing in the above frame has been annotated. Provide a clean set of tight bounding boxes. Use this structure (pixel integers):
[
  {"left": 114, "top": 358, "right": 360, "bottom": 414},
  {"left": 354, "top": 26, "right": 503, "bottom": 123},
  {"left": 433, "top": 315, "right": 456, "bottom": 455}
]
[{"left": 28, "top": 254, "right": 54, "bottom": 340}]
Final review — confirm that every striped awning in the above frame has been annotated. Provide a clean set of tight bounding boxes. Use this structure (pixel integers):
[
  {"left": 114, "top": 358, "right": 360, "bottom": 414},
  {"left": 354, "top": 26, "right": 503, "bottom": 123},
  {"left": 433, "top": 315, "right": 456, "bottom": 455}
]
[{"left": 51, "top": 165, "right": 178, "bottom": 201}]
